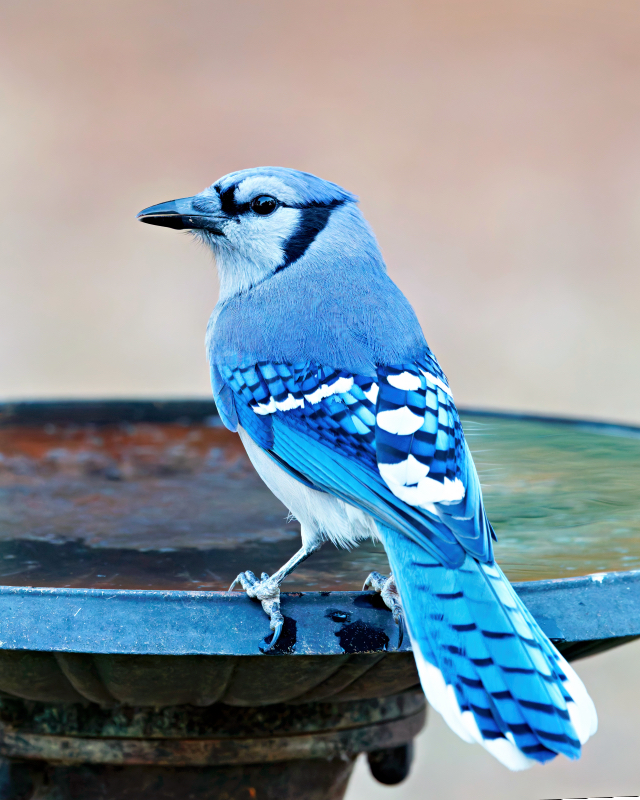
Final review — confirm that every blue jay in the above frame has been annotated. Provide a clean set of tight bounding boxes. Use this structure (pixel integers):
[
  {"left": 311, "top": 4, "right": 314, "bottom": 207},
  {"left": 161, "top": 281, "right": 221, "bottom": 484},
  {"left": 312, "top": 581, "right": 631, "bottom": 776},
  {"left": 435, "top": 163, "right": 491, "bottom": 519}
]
[{"left": 138, "top": 167, "right": 597, "bottom": 769}]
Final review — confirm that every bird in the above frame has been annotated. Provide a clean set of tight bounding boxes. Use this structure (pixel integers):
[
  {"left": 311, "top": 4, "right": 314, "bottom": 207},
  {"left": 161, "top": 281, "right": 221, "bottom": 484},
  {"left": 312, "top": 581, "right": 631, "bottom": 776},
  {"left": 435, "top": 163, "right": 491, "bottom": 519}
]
[{"left": 137, "top": 166, "right": 597, "bottom": 770}]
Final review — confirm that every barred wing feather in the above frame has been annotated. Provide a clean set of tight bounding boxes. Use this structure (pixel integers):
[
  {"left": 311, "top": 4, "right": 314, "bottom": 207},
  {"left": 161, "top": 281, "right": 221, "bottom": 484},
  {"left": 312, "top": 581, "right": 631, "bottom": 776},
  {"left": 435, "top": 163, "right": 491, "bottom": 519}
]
[{"left": 217, "top": 354, "right": 492, "bottom": 564}]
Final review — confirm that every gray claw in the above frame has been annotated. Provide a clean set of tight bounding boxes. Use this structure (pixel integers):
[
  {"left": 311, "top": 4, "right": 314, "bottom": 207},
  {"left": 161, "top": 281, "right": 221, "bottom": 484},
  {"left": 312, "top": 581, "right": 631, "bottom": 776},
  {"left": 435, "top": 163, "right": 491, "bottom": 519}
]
[
  {"left": 263, "top": 612, "right": 284, "bottom": 652},
  {"left": 229, "top": 569, "right": 258, "bottom": 592},
  {"left": 363, "top": 571, "right": 405, "bottom": 650},
  {"left": 363, "top": 570, "right": 387, "bottom": 592},
  {"left": 396, "top": 611, "right": 405, "bottom": 649}
]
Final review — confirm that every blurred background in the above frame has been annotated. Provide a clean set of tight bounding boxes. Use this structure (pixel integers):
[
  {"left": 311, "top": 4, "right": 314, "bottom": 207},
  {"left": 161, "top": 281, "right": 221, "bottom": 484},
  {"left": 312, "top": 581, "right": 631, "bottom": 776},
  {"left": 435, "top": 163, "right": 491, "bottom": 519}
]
[
  {"left": 2, "top": 0, "right": 640, "bottom": 423},
  {"left": 1, "top": 1, "right": 639, "bottom": 797}
]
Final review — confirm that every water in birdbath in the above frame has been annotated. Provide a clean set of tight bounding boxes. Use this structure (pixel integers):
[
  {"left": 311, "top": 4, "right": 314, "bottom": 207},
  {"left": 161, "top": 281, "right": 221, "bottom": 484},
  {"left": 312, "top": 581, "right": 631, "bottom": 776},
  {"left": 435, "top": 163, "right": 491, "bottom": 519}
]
[
  {"left": 0, "top": 411, "right": 638, "bottom": 591},
  {"left": 466, "top": 415, "right": 640, "bottom": 580}
]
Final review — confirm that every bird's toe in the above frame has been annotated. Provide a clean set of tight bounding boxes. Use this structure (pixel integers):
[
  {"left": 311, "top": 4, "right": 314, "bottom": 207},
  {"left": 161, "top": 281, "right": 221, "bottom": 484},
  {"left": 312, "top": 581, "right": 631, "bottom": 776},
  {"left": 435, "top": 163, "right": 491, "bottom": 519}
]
[{"left": 363, "top": 570, "right": 388, "bottom": 592}]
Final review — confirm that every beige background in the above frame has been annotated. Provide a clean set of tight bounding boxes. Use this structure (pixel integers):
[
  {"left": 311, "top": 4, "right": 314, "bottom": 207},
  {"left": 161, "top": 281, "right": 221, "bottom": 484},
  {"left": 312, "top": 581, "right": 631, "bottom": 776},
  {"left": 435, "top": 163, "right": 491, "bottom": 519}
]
[
  {"left": 2, "top": 0, "right": 640, "bottom": 423},
  {"left": 1, "top": 1, "right": 640, "bottom": 797}
]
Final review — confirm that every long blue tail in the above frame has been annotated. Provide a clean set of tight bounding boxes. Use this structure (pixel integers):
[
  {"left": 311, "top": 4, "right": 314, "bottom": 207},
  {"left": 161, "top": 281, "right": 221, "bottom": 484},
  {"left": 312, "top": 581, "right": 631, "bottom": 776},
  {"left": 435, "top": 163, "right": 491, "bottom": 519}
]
[{"left": 381, "top": 528, "right": 597, "bottom": 769}]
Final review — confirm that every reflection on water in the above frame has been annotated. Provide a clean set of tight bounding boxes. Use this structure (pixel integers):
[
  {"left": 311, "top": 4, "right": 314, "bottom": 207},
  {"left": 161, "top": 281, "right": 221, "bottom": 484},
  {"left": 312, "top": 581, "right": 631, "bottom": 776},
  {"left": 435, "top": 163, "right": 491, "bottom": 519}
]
[
  {"left": 466, "top": 415, "right": 640, "bottom": 581},
  {"left": 0, "top": 412, "right": 638, "bottom": 590}
]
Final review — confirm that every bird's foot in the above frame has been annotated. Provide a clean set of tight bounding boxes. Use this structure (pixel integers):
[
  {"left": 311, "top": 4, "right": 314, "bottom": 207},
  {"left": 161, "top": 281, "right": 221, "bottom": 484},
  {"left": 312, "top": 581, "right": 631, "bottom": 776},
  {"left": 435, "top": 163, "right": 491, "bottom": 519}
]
[
  {"left": 229, "top": 570, "right": 284, "bottom": 651},
  {"left": 363, "top": 571, "right": 405, "bottom": 649}
]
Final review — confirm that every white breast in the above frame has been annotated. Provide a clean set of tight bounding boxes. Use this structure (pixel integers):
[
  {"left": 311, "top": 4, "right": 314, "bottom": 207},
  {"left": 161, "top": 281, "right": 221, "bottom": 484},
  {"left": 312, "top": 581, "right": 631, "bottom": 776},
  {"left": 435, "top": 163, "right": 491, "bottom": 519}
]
[{"left": 238, "top": 426, "right": 379, "bottom": 550}]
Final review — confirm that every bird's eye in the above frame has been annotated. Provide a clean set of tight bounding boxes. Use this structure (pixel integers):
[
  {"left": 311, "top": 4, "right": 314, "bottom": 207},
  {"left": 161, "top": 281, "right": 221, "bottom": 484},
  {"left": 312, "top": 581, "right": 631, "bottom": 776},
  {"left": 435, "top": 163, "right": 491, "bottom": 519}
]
[{"left": 250, "top": 195, "right": 278, "bottom": 216}]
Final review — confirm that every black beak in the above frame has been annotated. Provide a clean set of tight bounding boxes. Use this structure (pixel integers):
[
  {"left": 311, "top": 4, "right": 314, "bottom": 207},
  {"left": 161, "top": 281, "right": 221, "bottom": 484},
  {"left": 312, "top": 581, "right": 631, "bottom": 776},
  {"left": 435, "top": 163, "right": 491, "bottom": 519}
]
[{"left": 137, "top": 197, "right": 224, "bottom": 234}]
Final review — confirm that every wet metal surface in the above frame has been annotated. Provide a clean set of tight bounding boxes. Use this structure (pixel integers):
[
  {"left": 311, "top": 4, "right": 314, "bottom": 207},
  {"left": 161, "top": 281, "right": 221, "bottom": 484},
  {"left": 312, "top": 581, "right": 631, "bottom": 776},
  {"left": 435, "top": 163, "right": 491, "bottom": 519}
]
[
  {"left": 0, "top": 415, "right": 387, "bottom": 592},
  {"left": 1, "top": 401, "right": 640, "bottom": 591}
]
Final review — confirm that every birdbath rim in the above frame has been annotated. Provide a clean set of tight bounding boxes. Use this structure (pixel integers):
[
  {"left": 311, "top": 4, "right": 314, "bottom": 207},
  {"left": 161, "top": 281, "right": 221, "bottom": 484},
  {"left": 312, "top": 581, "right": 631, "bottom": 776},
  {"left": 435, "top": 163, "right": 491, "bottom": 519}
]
[
  {"left": 0, "top": 399, "right": 639, "bottom": 660},
  {"left": 0, "top": 570, "right": 637, "bottom": 658}
]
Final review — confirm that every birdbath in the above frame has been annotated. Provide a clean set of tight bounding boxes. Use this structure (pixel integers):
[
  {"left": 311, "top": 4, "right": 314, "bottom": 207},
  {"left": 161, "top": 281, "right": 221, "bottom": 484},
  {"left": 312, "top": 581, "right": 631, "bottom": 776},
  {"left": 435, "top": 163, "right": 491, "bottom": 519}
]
[{"left": 0, "top": 401, "right": 638, "bottom": 800}]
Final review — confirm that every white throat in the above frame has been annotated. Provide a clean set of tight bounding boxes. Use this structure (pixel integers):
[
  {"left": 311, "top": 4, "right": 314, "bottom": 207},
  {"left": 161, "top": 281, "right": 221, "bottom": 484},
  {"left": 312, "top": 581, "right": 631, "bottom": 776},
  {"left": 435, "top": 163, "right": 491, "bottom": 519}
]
[{"left": 204, "top": 206, "right": 302, "bottom": 301}]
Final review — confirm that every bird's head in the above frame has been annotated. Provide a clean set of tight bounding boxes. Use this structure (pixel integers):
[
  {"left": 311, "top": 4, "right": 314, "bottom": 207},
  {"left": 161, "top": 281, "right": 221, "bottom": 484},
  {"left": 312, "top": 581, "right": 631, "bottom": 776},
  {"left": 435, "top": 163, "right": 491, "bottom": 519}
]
[{"left": 138, "top": 167, "right": 369, "bottom": 299}]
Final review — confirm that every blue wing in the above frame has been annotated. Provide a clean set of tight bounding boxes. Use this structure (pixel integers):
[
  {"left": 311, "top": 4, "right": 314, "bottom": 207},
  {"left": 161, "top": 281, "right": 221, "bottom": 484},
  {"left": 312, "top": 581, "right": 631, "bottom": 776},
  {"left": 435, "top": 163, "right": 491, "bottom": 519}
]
[{"left": 215, "top": 354, "right": 494, "bottom": 567}]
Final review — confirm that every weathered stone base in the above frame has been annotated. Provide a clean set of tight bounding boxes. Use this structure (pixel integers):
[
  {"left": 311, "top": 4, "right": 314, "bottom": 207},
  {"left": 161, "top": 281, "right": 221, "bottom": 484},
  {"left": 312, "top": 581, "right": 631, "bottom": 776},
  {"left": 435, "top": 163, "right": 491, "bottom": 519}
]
[{"left": 0, "top": 692, "right": 425, "bottom": 799}]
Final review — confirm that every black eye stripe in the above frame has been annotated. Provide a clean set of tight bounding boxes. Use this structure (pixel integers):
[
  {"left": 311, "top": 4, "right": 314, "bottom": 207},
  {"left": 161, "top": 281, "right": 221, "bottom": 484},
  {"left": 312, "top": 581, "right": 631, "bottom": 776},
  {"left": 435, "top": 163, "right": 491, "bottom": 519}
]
[
  {"left": 217, "top": 185, "right": 344, "bottom": 229},
  {"left": 277, "top": 200, "right": 344, "bottom": 271},
  {"left": 219, "top": 185, "right": 238, "bottom": 216}
]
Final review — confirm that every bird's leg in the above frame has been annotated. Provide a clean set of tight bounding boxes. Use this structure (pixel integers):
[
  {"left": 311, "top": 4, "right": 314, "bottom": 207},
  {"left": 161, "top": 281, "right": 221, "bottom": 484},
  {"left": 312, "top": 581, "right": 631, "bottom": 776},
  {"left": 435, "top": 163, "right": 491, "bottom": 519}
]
[
  {"left": 230, "top": 540, "right": 323, "bottom": 650},
  {"left": 363, "top": 571, "right": 405, "bottom": 649}
]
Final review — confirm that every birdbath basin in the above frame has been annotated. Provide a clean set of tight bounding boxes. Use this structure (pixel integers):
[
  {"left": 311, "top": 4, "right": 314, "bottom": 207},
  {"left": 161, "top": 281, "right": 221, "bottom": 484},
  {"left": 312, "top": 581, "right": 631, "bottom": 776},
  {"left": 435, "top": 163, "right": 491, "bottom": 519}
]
[{"left": 0, "top": 400, "right": 639, "bottom": 799}]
